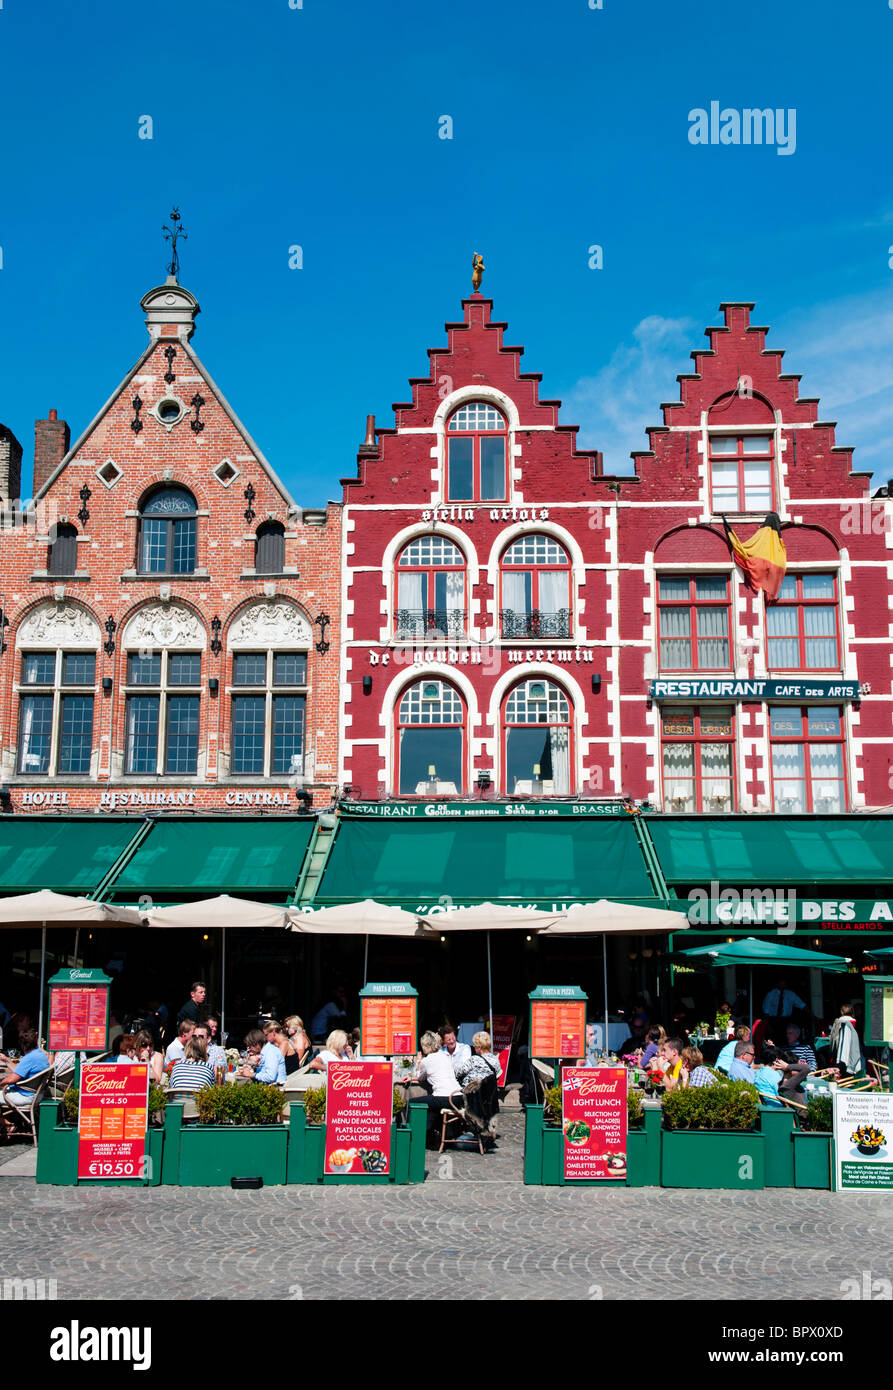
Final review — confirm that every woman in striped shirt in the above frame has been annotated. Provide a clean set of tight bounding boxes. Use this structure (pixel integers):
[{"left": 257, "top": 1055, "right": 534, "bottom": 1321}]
[{"left": 169, "top": 1037, "right": 216, "bottom": 1091}]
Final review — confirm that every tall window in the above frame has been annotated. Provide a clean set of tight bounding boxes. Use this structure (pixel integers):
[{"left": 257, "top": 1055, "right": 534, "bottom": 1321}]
[
  {"left": 18, "top": 651, "right": 95, "bottom": 775},
  {"left": 767, "top": 573, "right": 839, "bottom": 670},
  {"left": 500, "top": 534, "right": 571, "bottom": 638},
  {"left": 395, "top": 536, "right": 466, "bottom": 638},
  {"left": 657, "top": 576, "right": 731, "bottom": 670},
  {"left": 48, "top": 524, "right": 79, "bottom": 577},
  {"left": 661, "top": 706, "right": 735, "bottom": 812},
  {"left": 125, "top": 651, "right": 201, "bottom": 775},
  {"left": 255, "top": 521, "right": 285, "bottom": 575},
  {"left": 770, "top": 706, "right": 846, "bottom": 813},
  {"left": 709, "top": 434, "right": 774, "bottom": 513},
  {"left": 446, "top": 402, "right": 506, "bottom": 502},
  {"left": 138, "top": 487, "right": 197, "bottom": 575},
  {"left": 396, "top": 680, "right": 465, "bottom": 795},
  {"left": 231, "top": 650, "right": 307, "bottom": 777},
  {"left": 503, "top": 679, "right": 572, "bottom": 795}
]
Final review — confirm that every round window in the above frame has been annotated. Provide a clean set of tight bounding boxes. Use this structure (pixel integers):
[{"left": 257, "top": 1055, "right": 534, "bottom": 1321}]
[{"left": 157, "top": 399, "right": 182, "bottom": 423}]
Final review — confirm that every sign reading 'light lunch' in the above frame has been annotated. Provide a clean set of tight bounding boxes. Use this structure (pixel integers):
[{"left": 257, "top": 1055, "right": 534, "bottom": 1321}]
[{"left": 649, "top": 678, "right": 861, "bottom": 701}]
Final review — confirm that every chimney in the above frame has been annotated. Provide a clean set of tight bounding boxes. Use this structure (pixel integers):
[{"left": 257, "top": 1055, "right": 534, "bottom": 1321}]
[
  {"left": 359, "top": 414, "right": 377, "bottom": 454},
  {"left": 0, "top": 424, "right": 23, "bottom": 504},
  {"left": 34, "top": 409, "right": 70, "bottom": 495}
]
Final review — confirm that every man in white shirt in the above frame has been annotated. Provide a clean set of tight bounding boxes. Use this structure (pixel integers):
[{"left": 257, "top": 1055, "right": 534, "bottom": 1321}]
[
  {"left": 163, "top": 1019, "right": 195, "bottom": 1068},
  {"left": 440, "top": 1026, "right": 471, "bottom": 1078},
  {"left": 762, "top": 978, "right": 806, "bottom": 1023}
]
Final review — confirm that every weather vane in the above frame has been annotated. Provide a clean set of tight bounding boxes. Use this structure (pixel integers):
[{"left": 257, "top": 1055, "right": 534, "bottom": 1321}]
[{"left": 162, "top": 207, "right": 187, "bottom": 281}]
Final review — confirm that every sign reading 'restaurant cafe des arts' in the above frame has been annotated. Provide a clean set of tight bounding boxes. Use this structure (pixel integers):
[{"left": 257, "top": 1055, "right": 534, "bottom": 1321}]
[{"left": 649, "top": 678, "right": 862, "bottom": 701}]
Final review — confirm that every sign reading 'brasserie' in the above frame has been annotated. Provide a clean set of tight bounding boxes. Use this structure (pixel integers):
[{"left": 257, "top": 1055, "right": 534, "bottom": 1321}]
[{"left": 649, "top": 678, "right": 860, "bottom": 701}]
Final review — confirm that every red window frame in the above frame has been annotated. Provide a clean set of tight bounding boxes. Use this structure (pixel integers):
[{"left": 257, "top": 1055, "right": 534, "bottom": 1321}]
[
  {"left": 500, "top": 678, "right": 574, "bottom": 796},
  {"left": 446, "top": 405, "right": 507, "bottom": 503},
  {"left": 709, "top": 433, "right": 776, "bottom": 513},
  {"left": 768, "top": 705, "right": 847, "bottom": 813},
  {"left": 499, "top": 534, "right": 572, "bottom": 638},
  {"left": 660, "top": 705, "right": 737, "bottom": 812},
  {"left": 657, "top": 575, "right": 732, "bottom": 671},
  {"left": 393, "top": 538, "right": 467, "bottom": 637},
  {"left": 394, "top": 679, "right": 467, "bottom": 796},
  {"left": 765, "top": 573, "right": 840, "bottom": 672}
]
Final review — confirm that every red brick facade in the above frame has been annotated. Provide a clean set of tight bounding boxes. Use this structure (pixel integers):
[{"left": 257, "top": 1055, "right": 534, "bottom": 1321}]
[
  {"left": 0, "top": 278, "right": 341, "bottom": 813},
  {"left": 341, "top": 296, "right": 892, "bottom": 812}
]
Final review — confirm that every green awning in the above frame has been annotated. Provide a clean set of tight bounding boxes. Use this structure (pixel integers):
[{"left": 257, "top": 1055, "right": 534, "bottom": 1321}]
[
  {"left": 647, "top": 815, "right": 893, "bottom": 886},
  {"left": 0, "top": 817, "right": 142, "bottom": 895},
  {"left": 106, "top": 817, "right": 315, "bottom": 900},
  {"left": 315, "top": 815, "right": 663, "bottom": 908}
]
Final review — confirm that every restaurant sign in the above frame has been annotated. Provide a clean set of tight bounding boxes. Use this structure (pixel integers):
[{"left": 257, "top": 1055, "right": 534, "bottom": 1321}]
[
  {"left": 649, "top": 678, "right": 860, "bottom": 702},
  {"left": 77, "top": 1061, "right": 149, "bottom": 1181},
  {"left": 562, "top": 1065, "right": 628, "bottom": 1181},
  {"left": 48, "top": 968, "right": 112, "bottom": 1052},
  {"left": 324, "top": 1061, "right": 393, "bottom": 1178},
  {"left": 687, "top": 897, "right": 893, "bottom": 929},
  {"left": 341, "top": 800, "right": 625, "bottom": 819},
  {"left": 833, "top": 1090, "right": 893, "bottom": 1192}
]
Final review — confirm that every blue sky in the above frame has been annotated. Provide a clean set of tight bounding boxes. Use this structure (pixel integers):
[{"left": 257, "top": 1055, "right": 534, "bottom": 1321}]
[{"left": 1, "top": 0, "right": 891, "bottom": 504}]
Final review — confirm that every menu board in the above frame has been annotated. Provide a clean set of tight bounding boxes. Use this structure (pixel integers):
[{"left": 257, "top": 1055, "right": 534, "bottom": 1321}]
[
  {"left": 531, "top": 999, "right": 586, "bottom": 1057},
  {"left": 833, "top": 1090, "right": 893, "bottom": 1192},
  {"left": 77, "top": 1062, "right": 149, "bottom": 1181},
  {"left": 361, "top": 994, "right": 417, "bottom": 1055},
  {"left": 866, "top": 979, "right": 893, "bottom": 1046},
  {"left": 325, "top": 1062, "right": 393, "bottom": 1176},
  {"left": 562, "top": 1066, "right": 627, "bottom": 1181},
  {"left": 491, "top": 1014, "right": 515, "bottom": 1087},
  {"left": 49, "top": 984, "right": 109, "bottom": 1051}
]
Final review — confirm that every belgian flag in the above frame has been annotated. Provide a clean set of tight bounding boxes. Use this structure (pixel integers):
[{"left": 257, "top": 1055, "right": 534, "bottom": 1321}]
[{"left": 722, "top": 512, "right": 787, "bottom": 600}]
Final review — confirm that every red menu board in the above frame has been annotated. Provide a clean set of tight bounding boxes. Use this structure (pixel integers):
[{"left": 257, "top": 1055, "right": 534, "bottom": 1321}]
[
  {"left": 531, "top": 999, "right": 586, "bottom": 1057},
  {"left": 324, "top": 1061, "right": 393, "bottom": 1176},
  {"left": 562, "top": 1066, "right": 627, "bottom": 1181},
  {"left": 48, "top": 984, "right": 108, "bottom": 1051},
  {"left": 361, "top": 995, "right": 418, "bottom": 1055},
  {"left": 491, "top": 1014, "right": 515, "bottom": 1087},
  {"left": 77, "top": 1062, "right": 149, "bottom": 1181}
]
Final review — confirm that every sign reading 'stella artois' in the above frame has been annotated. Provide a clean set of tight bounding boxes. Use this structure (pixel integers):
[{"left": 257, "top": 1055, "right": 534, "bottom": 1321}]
[
  {"left": 324, "top": 1062, "right": 393, "bottom": 1177},
  {"left": 562, "top": 1066, "right": 628, "bottom": 1181},
  {"left": 77, "top": 1062, "right": 149, "bottom": 1181}
]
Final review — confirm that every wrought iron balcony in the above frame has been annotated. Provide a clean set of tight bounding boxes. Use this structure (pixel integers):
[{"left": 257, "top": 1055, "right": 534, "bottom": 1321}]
[
  {"left": 499, "top": 608, "right": 571, "bottom": 639},
  {"left": 394, "top": 608, "right": 467, "bottom": 639}
]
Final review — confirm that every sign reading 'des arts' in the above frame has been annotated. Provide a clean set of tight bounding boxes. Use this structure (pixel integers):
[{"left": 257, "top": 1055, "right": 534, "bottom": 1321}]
[
  {"left": 48, "top": 968, "right": 111, "bottom": 1052},
  {"left": 77, "top": 1062, "right": 149, "bottom": 1181},
  {"left": 529, "top": 986, "right": 588, "bottom": 1058},
  {"left": 562, "top": 1066, "right": 628, "bottom": 1181},
  {"left": 649, "top": 678, "right": 860, "bottom": 702},
  {"left": 324, "top": 1061, "right": 393, "bottom": 1177},
  {"left": 833, "top": 1090, "right": 893, "bottom": 1193}
]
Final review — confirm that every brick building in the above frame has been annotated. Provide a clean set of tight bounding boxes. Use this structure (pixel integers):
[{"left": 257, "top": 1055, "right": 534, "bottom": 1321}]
[{"left": 0, "top": 275, "right": 341, "bottom": 816}]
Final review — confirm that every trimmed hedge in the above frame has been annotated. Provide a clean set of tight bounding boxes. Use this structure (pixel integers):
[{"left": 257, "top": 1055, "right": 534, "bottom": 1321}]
[
  {"left": 799, "top": 1095, "right": 833, "bottom": 1133},
  {"left": 194, "top": 1084, "right": 288, "bottom": 1126},
  {"left": 661, "top": 1080, "right": 760, "bottom": 1132}
]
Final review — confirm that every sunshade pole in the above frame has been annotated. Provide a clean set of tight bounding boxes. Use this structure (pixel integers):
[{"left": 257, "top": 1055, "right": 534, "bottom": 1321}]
[
  {"left": 363, "top": 933, "right": 369, "bottom": 987},
  {"left": 603, "top": 938, "right": 609, "bottom": 1057},
  {"left": 486, "top": 931, "right": 493, "bottom": 1035},
  {"left": 73, "top": 927, "right": 80, "bottom": 966},
  {"left": 38, "top": 923, "right": 47, "bottom": 1044},
  {"left": 750, "top": 967, "right": 753, "bottom": 1032},
  {"left": 221, "top": 927, "right": 226, "bottom": 1045}
]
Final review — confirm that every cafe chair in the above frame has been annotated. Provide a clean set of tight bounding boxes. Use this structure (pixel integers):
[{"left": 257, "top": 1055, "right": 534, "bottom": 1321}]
[{"left": 0, "top": 1066, "right": 52, "bottom": 1145}]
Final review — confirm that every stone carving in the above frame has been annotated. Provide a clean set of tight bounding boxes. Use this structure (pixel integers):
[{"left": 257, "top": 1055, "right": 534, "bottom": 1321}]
[
  {"left": 229, "top": 600, "right": 311, "bottom": 648},
  {"left": 18, "top": 602, "right": 100, "bottom": 647},
  {"left": 122, "top": 602, "right": 205, "bottom": 650}
]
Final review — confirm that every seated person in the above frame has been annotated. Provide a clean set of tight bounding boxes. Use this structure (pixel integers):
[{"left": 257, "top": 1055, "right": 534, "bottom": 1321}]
[
  {"left": 240, "top": 1028, "right": 287, "bottom": 1084},
  {"left": 169, "top": 1037, "right": 217, "bottom": 1091},
  {"left": 759, "top": 1044, "right": 810, "bottom": 1104},
  {"left": 134, "top": 1030, "right": 164, "bottom": 1086},
  {"left": 115, "top": 1032, "right": 137, "bottom": 1063},
  {"left": 439, "top": 1025, "right": 471, "bottom": 1076},
  {"left": 192, "top": 1025, "right": 225, "bottom": 1076},
  {"left": 307, "top": 1029, "right": 353, "bottom": 1072},
  {"left": 453, "top": 1030, "right": 500, "bottom": 1086},
  {"left": 716, "top": 1024, "right": 751, "bottom": 1074},
  {"left": 658, "top": 1037, "right": 685, "bottom": 1091},
  {"left": 727, "top": 1040, "right": 758, "bottom": 1082},
  {"left": 785, "top": 1022, "right": 817, "bottom": 1072},
  {"left": 0, "top": 1029, "right": 50, "bottom": 1136},
  {"left": 163, "top": 1019, "right": 195, "bottom": 1069},
  {"left": 680, "top": 1046, "right": 718, "bottom": 1088},
  {"left": 640, "top": 1027, "right": 665, "bottom": 1068},
  {"left": 404, "top": 1030, "right": 463, "bottom": 1133},
  {"left": 283, "top": 1015, "right": 312, "bottom": 1068}
]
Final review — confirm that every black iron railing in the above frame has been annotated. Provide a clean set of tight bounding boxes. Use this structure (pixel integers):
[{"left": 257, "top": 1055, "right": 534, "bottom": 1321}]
[
  {"left": 394, "top": 608, "right": 466, "bottom": 638},
  {"left": 499, "top": 608, "right": 571, "bottom": 639}
]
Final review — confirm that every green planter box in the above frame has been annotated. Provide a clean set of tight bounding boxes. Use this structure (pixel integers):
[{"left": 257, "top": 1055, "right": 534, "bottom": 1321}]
[
  {"left": 522, "top": 1104, "right": 659, "bottom": 1187},
  {"left": 35, "top": 1102, "right": 164, "bottom": 1186},
  {"left": 759, "top": 1106, "right": 795, "bottom": 1188},
  {"left": 792, "top": 1131, "right": 832, "bottom": 1189},
  {"left": 661, "top": 1128, "right": 765, "bottom": 1189},
  {"left": 175, "top": 1122, "right": 288, "bottom": 1187},
  {"left": 289, "top": 1104, "right": 423, "bottom": 1184}
]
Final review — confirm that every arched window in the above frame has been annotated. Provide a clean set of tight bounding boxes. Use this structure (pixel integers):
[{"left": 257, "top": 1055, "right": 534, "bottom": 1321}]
[
  {"left": 48, "top": 523, "right": 78, "bottom": 577},
  {"left": 395, "top": 679, "right": 465, "bottom": 795},
  {"left": 255, "top": 521, "right": 285, "bottom": 575},
  {"left": 138, "top": 486, "right": 197, "bottom": 575},
  {"left": 446, "top": 402, "right": 506, "bottom": 502},
  {"left": 395, "top": 535, "right": 466, "bottom": 638},
  {"left": 500, "top": 534, "right": 571, "bottom": 638},
  {"left": 502, "top": 679, "right": 572, "bottom": 796}
]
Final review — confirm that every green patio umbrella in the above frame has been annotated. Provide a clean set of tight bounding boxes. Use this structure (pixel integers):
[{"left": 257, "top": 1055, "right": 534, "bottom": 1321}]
[{"left": 673, "top": 936, "right": 850, "bottom": 1027}]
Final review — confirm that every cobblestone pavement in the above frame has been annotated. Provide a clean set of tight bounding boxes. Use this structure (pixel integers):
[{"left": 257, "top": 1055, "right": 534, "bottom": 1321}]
[{"left": 2, "top": 1113, "right": 893, "bottom": 1301}]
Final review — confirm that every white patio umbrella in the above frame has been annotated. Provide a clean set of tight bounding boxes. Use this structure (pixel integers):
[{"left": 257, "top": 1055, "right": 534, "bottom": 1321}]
[
  {"left": 287, "top": 900, "right": 435, "bottom": 985},
  {"left": 0, "top": 890, "right": 141, "bottom": 1042},
  {"left": 539, "top": 899, "right": 690, "bottom": 1052},
  {"left": 143, "top": 895, "right": 290, "bottom": 1042},
  {"left": 432, "top": 903, "right": 565, "bottom": 1036}
]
